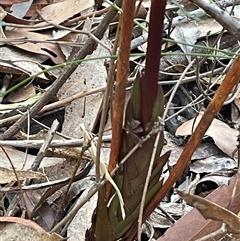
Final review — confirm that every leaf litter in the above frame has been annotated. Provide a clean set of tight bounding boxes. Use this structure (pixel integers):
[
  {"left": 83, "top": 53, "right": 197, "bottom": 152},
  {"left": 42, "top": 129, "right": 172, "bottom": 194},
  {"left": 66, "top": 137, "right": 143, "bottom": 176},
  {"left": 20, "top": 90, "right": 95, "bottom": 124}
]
[{"left": 0, "top": 0, "right": 239, "bottom": 240}]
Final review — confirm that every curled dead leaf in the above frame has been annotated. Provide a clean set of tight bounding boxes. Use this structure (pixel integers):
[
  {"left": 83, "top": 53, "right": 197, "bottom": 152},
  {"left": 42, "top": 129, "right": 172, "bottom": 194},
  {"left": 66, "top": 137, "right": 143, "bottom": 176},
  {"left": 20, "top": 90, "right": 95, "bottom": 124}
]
[
  {"left": 176, "top": 189, "right": 240, "bottom": 237},
  {"left": 176, "top": 114, "right": 238, "bottom": 157}
]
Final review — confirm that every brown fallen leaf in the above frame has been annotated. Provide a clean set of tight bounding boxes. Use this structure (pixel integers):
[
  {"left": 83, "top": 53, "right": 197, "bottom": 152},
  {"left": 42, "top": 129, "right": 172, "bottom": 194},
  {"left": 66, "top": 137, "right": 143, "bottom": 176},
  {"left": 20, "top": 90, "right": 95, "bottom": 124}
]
[
  {"left": 0, "top": 166, "right": 45, "bottom": 183},
  {"left": 176, "top": 113, "right": 238, "bottom": 157},
  {"left": 0, "top": 216, "right": 63, "bottom": 241},
  {"left": 39, "top": 0, "right": 94, "bottom": 25},
  {"left": 176, "top": 189, "right": 240, "bottom": 238},
  {"left": 5, "top": 29, "right": 66, "bottom": 63},
  {"left": 157, "top": 175, "right": 240, "bottom": 241}
]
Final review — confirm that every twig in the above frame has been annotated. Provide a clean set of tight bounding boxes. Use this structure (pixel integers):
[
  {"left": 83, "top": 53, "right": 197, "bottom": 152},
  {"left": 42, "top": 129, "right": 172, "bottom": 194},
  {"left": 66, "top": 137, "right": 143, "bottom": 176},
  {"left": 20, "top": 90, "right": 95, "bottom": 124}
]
[
  {"left": 95, "top": 27, "right": 119, "bottom": 182},
  {"left": 163, "top": 59, "right": 196, "bottom": 120},
  {"left": 63, "top": 6, "right": 110, "bottom": 26},
  {"left": 165, "top": 0, "right": 240, "bottom": 29},
  {"left": 165, "top": 49, "right": 240, "bottom": 122},
  {"left": 0, "top": 161, "right": 93, "bottom": 193},
  {"left": 68, "top": 17, "right": 92, "bottom": 61},
  {"left": 0, "top": 66, "right": 225, "bottom": 129},
  {"left": 0, "top": 145, "right": 28, "bottom": 214},
  {"left": 16, "top": 108, "right": 71, "bottom": 140},
  {"left": 0, "top": 38, "right": 85, "bottom": 47},
  {"left": 137, "top": 117, "right": 164, "bottom": 241},
  {"left": 31, "top": 120, "right": 59, "bottom": 171},
  {"left": 51, "top": 142, "right": 90, "bottom": 229},
  {"left": 0, "top": 86, "right": 106, "bottom": 128},
  {"left": 22, "top": 109, "right": 30, "bottom": 169},
  {"left": 0, "top": 135, "right": 112, "bottom": 148}
]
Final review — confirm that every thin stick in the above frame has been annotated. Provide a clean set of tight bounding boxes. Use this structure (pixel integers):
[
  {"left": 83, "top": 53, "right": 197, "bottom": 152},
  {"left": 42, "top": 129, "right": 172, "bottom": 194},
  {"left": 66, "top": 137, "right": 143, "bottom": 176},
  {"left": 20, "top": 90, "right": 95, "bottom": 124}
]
[
  {"left": 95, "top": 26, "right": 119, "bottom": 183},
  {"left": 137, "top": 117, "right": 164, "bottom": 241},
  {"left": 31, "top": 120, "right": 59, "bottom": 171},
  {"left": 162, "top": 59, "right": 196, "bottom": 120},
  {"left": 0, "top": 145, "right": 28, "bottom": 214},
  {"left": 51, "top": 142, "right": 90, "bottom": 229}
]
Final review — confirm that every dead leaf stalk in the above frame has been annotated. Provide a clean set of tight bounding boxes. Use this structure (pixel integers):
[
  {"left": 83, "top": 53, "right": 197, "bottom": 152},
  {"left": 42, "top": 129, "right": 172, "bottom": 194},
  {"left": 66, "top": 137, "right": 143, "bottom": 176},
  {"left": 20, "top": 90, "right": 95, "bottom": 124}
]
[
  {"left": 108, "top": 0, "right": 136, "bottom": 198},
  {"left": 195, "top": 224, "right": 227, "bottom": 241}
]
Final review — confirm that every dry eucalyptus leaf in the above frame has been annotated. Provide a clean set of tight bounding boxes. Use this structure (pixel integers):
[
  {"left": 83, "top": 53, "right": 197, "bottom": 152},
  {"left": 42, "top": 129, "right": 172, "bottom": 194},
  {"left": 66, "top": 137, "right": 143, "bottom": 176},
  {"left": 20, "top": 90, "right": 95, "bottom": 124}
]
[
  {"left": 177, "top": 190, "right": 240, "bottom": 236},
  {"left": 170, "top": 12, "right": 226, "bottom": 63},
  {"left": 40, "top": 0, "right": 94, "bottom": 25},
  {"left": 10, "top": 0, "right": 34, "bottom": 18},
  {"left": 176, "top": 114, "right": 238, "bottom": 157},
  {"left": 0, "top": 166, "right": 45, "bottom": 183},
  {"left": 0, "top": 146, "right": 64, "bottom": 170},
  {"left": 190, "top": 155, "right": 236, "bottom": 173},
  {"left": 4, "top": 30, "right": 65, "bottom": 63},
  {"left": 0, "top": 217, "right": 63, "bottom": 241},
  {"left": 6, "top": 83, "right": 36, "bottom": 103},
  {"left": 195, "top": 175, "right": 233, "bottom": 194},
  {"left": 170, "top": 24, "right": 199, "bottom": 62},
  {"left": 1, "top": 6, "right": 41, "bottom": 26},
  {"left": 157, "top": 175, "right": 240, "bottom": 241},
  {"left": 67, "top": 179, "right": 97, "bottom": 241},
  {"left": 0, "top": 46, "right": 48, "bottom": 76},
  {"left": 163, "top": 141, "right": 221, "bottom": 166},
  {"left": 1, "top": 0, "right": 31, "bottom": 4}
]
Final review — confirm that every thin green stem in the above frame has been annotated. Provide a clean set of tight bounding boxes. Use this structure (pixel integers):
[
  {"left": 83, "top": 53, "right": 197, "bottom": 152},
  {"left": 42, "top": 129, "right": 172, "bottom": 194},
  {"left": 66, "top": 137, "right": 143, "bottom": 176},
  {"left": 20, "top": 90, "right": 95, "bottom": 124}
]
[{"left": 1, "top": 51, "right": 237, "bottom": 98}]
